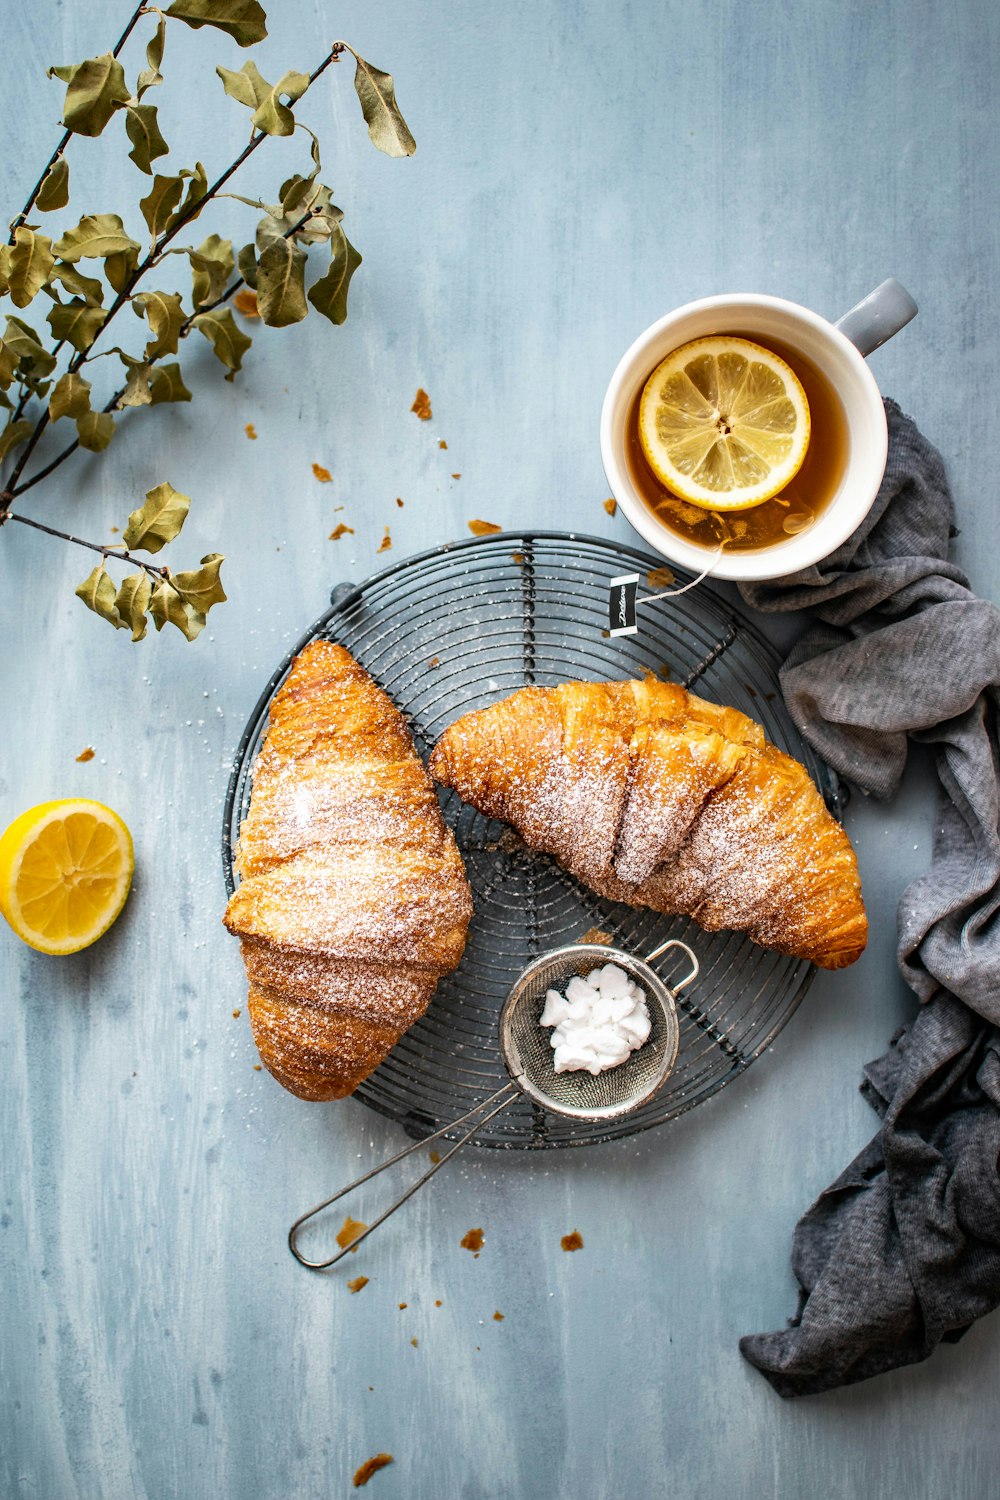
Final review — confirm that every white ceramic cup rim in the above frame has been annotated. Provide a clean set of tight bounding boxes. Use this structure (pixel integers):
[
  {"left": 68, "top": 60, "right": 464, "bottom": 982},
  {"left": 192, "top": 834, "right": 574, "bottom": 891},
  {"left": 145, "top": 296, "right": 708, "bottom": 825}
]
[{"left": 599, "top": 293, "right": 889, "bottom": 582}]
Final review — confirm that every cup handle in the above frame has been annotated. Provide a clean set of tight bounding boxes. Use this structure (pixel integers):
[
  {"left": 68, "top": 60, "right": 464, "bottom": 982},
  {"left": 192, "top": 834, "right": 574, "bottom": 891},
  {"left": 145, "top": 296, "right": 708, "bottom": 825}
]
[{"left": 834, "top": 277, "right": 918, "bottom": 357}]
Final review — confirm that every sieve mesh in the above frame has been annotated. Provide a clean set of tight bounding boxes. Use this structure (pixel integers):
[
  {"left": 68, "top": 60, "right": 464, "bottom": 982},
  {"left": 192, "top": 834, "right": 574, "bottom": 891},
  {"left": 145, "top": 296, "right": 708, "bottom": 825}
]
[
  {"left": 222, "top": 531, "right": 844, "bottom": 1150},
  {"left": 501, "top": 945, "right": 679, "bottom": 1119}
]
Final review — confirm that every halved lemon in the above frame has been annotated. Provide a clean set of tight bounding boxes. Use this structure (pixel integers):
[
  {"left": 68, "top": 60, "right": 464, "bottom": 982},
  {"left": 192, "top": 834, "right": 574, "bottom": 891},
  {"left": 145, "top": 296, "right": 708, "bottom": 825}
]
[
  {"left": 638, "top": 336, "right": 811, "bottom": 510},
  {"left": 0, "top": 800, "right": 133, "bottom": 955}
]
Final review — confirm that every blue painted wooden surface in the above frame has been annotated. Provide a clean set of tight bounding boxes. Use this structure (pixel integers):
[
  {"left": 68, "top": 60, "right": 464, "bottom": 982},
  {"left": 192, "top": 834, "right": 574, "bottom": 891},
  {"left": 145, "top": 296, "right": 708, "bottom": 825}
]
[{"left": 2, "top": 1, "right": 999, "bottom": 1496}]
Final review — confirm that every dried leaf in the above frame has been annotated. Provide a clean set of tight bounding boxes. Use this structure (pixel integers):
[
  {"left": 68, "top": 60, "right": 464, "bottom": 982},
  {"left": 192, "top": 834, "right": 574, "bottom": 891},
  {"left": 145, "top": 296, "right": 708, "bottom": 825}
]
[
  {"left": 137, "top": 17, "right": 166, "bottom": 98},
  {"left": 132, "top": 290, "right": 184, "bottom": 358},
  {"left": 307, "top": 225, "right": 361, "bottom": 326},
  {"left": 36, "top": 158, "right": 70, "bottom": 213},
  {"left": 170, "top": 552, "right": 226, "bottom": 615},
  {"left": 149, "top": 364, "right": 192, "bottom": 404},
  {"left": 75, "top": 564, "right": 125, "bottom": 627},
  {"left": 125, "top": 104, "right": 169, "bottom": 174},
  {"left": 49, "top": 54, "right": 130, "bottom": 137},
  {"left": 468, "top": 519, "right": 502, "bottom": 536},
  {"left": 114, "top": 572, "right": 153, "bottom": 641},
  {"left": 49, "top": 371, "right": 92, "bottom": 423},
  {"left": 216, "top": 61, "right": 310, "bottom": 137},
  {"left": 54, "top": 214, "right": 140, "bottom": 262},
  {"left": 0, "top": 247, "right": 9, "bottom": 299},
  {"left": 148, "top": 580, "right": 205, "bottom": 640},
  {"left": 8, "top": 228, "right": 55, "bottom": 308},
  {"left": 46, "top": 298, "right": 107, "bottom": 352},
  {"left": 48, "top": 261, "right": 104, "bottom": 304},
  {"left": 233, "top": 288, "right": 259, "bottom": 317},
  {"left": 215, "top": 62, "right": 258, "bottom": 109},
  {"left": 103, "top": 245, "right": 139, "bottom": 293},
  {"left": 123, "top": 481, "right": 190, "bottom": 553},
  {"left": 166, "top": 163, "right": 209, "bottom": 233},
  {"left": 75, "top": 409, "right": 115, "bottom": 451},
  {"left": 255, "top": 235, "right": 307, "bottom": 327},
  {"left": 350, "top": 51, "right": 416, "bottom": 158},
  {"left": 0, "top": 340, "right": 18, "bottom": 389},
  {"left": 192, "top": 307, "right": 251, "bottom": 380},
  {"left": 312, "top": 463, "right": 331, "bottom": 482},
  {"left": 0, "top": 419, "right": 33, "bottom": 463},
  {"left": 115, "top": 352, "right": 153, "bottom": 408},
  {"left": 187, "top": 234, "right": 234, "bottom": 307},
  {"left": 165, "top": 0, "right": 267, "bottom": 47},
  {"left": 411, "top": 388, "right": 431, "bottom": 420},
  {"left": 236, "top": 244, "right": 257, "bottom": 290},
  {"left": 139, "top": 175, "right": 185, "bottom": 240}
]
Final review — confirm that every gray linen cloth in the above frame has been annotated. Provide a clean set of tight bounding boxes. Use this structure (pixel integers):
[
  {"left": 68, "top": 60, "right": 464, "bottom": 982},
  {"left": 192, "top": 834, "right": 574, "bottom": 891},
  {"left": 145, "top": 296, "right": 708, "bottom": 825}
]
[{"left": 736, "top": 399, "right": 1000, "bottom": 1396}]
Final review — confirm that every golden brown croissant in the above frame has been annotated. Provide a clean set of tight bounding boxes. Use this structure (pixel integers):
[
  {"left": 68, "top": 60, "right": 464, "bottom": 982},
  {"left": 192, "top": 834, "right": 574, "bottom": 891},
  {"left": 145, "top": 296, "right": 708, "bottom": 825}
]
[
  {"left": 224, "top": 640, "right": 473, "bottom": 1099},
  {"left": 428, "top": 678, "right": 867, "bottom": 970}
]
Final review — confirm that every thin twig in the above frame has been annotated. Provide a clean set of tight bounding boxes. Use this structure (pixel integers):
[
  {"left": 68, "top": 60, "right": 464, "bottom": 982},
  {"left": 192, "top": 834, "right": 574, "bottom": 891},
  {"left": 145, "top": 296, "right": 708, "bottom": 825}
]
[
  {"left": 5, "top": 510, "right": 168, "bottom": 579},
  {"left": 8, "top": 1, "right": 150, "bottom": 242}
]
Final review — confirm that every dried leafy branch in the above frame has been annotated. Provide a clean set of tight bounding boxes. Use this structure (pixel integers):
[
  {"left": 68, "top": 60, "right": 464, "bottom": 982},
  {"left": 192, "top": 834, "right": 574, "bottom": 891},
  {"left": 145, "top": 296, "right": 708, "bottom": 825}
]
[{"left": 0, "top": 0, "right": 415, "bottom": 642}]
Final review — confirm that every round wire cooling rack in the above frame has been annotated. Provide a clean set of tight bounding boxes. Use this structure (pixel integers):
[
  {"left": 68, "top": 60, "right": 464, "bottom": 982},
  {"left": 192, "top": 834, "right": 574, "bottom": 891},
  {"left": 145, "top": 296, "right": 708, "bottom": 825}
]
[{"left": 222, "top": 531, "right": 845, "bottom": 1151}]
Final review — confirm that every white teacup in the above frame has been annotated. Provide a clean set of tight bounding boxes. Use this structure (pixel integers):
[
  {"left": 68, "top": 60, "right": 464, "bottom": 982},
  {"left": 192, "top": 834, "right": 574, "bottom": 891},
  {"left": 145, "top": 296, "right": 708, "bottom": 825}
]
[{"left": 599, "top": 280, "right": 917, "bottom": 582}]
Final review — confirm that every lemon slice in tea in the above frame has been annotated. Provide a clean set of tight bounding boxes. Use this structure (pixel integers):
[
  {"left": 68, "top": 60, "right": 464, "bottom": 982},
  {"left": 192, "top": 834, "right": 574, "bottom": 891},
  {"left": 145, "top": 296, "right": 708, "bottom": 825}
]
[
  {"left": 0, "top": 799, "right": 134, "bottom": 955},
  {"left": 638, "top": 336, "right": 811, "bottom": 510}
]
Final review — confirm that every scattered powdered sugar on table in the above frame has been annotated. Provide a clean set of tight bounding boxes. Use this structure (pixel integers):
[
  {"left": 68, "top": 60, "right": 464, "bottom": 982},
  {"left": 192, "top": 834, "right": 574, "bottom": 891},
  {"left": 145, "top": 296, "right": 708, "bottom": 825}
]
[{"left": 539, "top": 963, "right": 651, "bottom": 1074}]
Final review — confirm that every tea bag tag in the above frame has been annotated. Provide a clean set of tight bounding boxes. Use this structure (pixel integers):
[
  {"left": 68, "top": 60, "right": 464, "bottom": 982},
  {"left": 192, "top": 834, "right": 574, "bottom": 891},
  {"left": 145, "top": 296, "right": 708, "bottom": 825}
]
[{"left": 608, "top": 574, "right": 640, "bottom": 637}]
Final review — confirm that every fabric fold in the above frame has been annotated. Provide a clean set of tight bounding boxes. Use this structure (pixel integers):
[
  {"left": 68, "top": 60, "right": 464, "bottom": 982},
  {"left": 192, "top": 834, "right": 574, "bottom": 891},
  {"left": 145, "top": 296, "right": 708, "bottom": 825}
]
[{"left": 737, "top": 400, "right": 1000, "bottom": 1396}]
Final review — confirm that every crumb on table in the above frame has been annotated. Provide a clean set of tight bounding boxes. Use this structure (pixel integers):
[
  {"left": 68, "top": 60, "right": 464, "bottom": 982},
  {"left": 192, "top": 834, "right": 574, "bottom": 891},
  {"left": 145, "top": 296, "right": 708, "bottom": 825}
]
[
  {"left": 76, "top": 747, "right": 95, "bottom": 762},
  {"left": 461, "top": 1227, "right": 484, "bottom": 1253},
  {"left": 411, "top": 388, "right": 432, "bottom": 420},
  {"left": 312, "top": 462, "right": 332, "bottom": 483},
  {"left": 336, "top": 1215, "right": 368, "bottom": 1251},
  {"left": 561, "top": 1230, "right": 584, "bottom": 1252},
  {"left": 468, "top": 519, "right": 501, "bottom": 536},
  {"left": 353, "top": 1453, "right": 393, "bottom": 1487},
  {"left": 347, "top": 1276, "right": 369, "bottom": 1294}
]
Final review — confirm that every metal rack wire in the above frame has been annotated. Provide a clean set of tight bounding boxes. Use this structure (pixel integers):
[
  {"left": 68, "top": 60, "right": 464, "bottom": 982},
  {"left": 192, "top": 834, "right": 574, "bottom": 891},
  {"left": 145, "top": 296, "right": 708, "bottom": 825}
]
[{"left": 222, "top": 531, "right": 841, "bottom": 1150}]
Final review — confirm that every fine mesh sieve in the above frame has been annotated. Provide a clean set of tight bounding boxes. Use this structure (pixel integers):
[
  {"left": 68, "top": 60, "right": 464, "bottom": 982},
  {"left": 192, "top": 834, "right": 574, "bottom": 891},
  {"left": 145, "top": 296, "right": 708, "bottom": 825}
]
[{"left": 288, "top": 939, "right": 697, "bottom": 1270}]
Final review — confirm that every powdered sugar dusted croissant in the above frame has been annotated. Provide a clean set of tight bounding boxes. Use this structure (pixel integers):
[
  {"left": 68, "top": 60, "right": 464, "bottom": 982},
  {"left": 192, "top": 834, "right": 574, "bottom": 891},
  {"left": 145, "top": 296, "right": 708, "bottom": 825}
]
[
  {"left": 429, "top": 678, "right": 866, "bottom": 970},
  {"left": 224, "top": 641, "right": 473, "bottom": 1099}
]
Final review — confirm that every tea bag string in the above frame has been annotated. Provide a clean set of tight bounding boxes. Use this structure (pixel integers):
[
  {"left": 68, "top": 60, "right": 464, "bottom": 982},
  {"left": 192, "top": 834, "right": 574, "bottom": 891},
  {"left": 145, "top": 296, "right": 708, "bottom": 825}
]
[{"left": 637, "top": 545, "right": 724, "bottom": 609}]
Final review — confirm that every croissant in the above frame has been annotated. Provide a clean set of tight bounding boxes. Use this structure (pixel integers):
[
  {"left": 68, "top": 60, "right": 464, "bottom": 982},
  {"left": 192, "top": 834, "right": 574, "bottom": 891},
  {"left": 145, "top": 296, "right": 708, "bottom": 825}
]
[
  {"left": 224, "top": 640, "right": 473, "bottom": 1099},
  {"left": 429, "top": 677, "right": 867, "bottom": 970}
]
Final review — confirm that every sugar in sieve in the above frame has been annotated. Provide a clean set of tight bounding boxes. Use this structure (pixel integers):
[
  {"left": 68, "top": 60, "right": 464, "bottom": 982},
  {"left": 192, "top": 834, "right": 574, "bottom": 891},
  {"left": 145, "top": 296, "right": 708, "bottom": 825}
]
[{"left": 287, "top": 938, "right": 699, "bottom": 1270}]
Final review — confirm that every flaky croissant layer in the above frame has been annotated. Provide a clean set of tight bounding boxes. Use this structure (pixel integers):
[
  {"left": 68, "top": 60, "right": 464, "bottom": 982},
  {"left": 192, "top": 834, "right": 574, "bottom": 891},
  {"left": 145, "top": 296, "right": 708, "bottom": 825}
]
[
  {"left": 429, "top": 678, "right": 867, "bottom": 970},
  {"left": 224, "top": 641, "right": 473, "bottom": 1100}
]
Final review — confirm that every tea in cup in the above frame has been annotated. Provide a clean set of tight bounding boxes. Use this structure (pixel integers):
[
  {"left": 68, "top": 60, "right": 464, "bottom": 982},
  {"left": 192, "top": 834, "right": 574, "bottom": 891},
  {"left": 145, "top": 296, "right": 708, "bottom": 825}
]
[{"left": 600, "top": 280, "right": 917, "bottom": 582}]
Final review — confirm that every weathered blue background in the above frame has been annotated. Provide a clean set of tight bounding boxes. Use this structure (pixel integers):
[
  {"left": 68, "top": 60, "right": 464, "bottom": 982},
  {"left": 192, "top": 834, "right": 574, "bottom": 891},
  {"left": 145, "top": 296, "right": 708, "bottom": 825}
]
[{"left": 2, "top": 1, "right": 999, "bottom": 1496}]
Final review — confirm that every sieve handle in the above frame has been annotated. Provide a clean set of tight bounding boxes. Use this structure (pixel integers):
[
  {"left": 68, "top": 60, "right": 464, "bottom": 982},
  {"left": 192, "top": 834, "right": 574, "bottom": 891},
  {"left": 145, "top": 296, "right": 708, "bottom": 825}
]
[
  {"left": 645, "top": 938, "right": 699, "bottom": 994},
  {"left": 288, "top": 1082, "right": 520, "bottom": 1271}
]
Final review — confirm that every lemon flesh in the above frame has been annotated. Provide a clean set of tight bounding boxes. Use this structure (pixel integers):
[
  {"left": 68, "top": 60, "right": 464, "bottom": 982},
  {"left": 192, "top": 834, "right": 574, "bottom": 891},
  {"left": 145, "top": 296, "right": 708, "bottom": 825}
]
[
  {"left": 638, "top": 336, "right": 811, "bottom": 510},
  {"left": 0, "top": 799, "right": 133, "bottom": 955}
]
